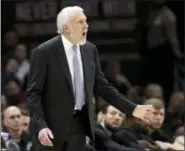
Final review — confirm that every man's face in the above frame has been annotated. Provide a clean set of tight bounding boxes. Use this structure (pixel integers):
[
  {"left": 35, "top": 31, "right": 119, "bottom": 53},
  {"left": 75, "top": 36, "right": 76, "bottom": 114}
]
[
  {"left": 104, "top": 106, "right": 125, "bottom": 132},
  {"left": 3, "top": 107, "right": 22, "bottom": 131},
  {"left": 6, "top": 81, "right": 20, "bottom": 95},
  {"left": 6, "top": 58, "right": 19, "bottom": 73},
  {"left": 15, "top": 44, "right": 27, "bottom": 61},
  {"left": 151, "top": 108, "right": 165, "bottom": 129},
  {"left": 66, "top": 11, "right": 88, "bottom": 45},
  {"left": 170, "top": 92, "right": 185, "bottom": 112},
  {"left": 22, "top": 115, "right": 30, "bottom": 132},
  {"left": 4, "top": 31, "right": 18, "bottom": 48}
]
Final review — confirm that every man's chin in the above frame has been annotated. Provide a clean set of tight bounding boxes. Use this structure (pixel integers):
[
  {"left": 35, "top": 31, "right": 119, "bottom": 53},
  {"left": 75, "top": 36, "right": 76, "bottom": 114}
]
[{"left": 79, "top": 38, "right": 87, "bottom": 45}]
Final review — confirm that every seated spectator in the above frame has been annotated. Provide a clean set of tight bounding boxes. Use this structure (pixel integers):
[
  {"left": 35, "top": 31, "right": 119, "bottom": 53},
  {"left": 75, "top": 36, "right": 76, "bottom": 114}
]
[
  {"left": 162, "top": 91, "right": 184, "bottom": 137},
  {"left": 2, "top": 106, "right": 33, "bottom": 151},
  {"left": 4, "top": 80, "right": 22, "bottom": 106},
  {"left": 2, "top": 29, "right": 19, "bottom": 67},
  {"left": 143, "top": 98, "right": 173, "bottom": 143},
  {"left": 127, "top": 86, "right": 145, "bottom": 104},
  {"left": 144, "top": 84, "right": 164, "bottom": 101},
  {"left": 104, "top": 59, "right": 132, "bottom": 95},
  {"left": 1, "top": 58, "right": 20, "bottom": 93},
  {"left": 94, "top": 104, "right": 140, "bottom": 151},
  {"left": 20, "top": 108, "right": 30, "bottom": 133},
  {"left": 113, "top": 98, "right": 171, "bottom": 150},
  {"left": 14, "top": 43, "right": 30, "bottom": 85},
  {"left": 113, "top": 115, "right": 158, "bottom": 150}
]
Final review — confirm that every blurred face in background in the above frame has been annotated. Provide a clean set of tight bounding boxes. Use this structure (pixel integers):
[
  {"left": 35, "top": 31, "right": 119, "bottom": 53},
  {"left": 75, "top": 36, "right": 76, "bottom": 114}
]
[
  {"left": 21, "top": 115, "right": 30, "bottom": 132},
  {"left": 14, "top": 44, "right": 28, "bottom": 62},
  {"left": 3, "top": 107, "right": 22, "bottom": 132},
  {"left": 5, "top": 81, "right": 21, "bottom": 106},
  {"left": 104, "top": 106, "right": 125, "bottom": 132},
  {"left": 151, "top": 108, "right": 165, "bottom": 129},
  {"left": 3, "top": 30, "right": 19, "bottom": 48},
  {"left": 6, "top": 58, "right": 19, "bottom": 73},
  {"left": 6, "top": 81, "right": 20, "bottom": 96},
  {"left": 145, "top": 84, "right": 164, "bottom": 101},
  {"left": 1, "top": 95, "right": 8, "bottom": 113},
  {"left": 169, "top": 92, "right": 185, "bottom": 112}
]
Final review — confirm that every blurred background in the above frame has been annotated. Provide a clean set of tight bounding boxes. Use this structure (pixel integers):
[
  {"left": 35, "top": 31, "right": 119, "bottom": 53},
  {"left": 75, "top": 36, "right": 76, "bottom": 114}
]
[{"left": 1, "top": 0, "right": 184, "bottom": 150}]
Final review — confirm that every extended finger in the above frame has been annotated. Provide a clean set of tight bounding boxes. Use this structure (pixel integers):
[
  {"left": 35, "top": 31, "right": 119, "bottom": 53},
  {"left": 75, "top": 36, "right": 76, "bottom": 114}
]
[
  {"left": 40, "top": 135, "right": 49, "bottom": 146},
  {"left": 45, "top": 133, "right": 53, "bottom": 146},
  {"left": 48, "top": 130, "right": 54, "bottom": 139},
  {"left": 40, "top": 133, "right": 53, "bottom": 146}
]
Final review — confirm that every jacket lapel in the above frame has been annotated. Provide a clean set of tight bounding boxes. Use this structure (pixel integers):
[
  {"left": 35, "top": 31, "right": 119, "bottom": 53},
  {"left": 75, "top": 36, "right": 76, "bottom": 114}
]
[
  {"left": 53, "top": 36, "right": 74, "bottom": 98},
  {"left": 80, "top": 45, "right": 90, "bottom": 100}
]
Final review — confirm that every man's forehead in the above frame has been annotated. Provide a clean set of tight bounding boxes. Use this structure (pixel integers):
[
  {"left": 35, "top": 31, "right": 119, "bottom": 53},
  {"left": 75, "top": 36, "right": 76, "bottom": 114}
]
[
  {"left": 4, "top": 108, "right": 21, "bottom": 117},
  {"left": 72, "top": 12, "right": 86, "bottom": 21},
  {"left": 108, "top": 106, "right": 123, "bottom": 114},
  {"left": 154, "top": 108, "right": 165, "bottom": 113}
]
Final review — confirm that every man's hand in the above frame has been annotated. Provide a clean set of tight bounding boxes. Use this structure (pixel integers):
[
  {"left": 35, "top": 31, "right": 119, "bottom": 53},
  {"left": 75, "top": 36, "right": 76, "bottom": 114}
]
[
  {"left": 38, "top": 128, "right": 54, "bottom": 146},
  {"left": 132, "top": 105, "right": 154, "bottom": 125},
  {"left": 155, "top": 141, "right": 173, "bottom": 150}
]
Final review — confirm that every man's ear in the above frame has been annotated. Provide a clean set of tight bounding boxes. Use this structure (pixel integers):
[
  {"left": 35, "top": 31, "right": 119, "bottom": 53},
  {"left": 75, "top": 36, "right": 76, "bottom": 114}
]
[
  {"left": 3, "top": 119, "right": 8, "bottom": 127},
  {"left": 63, "top": 25, "right": 70, "bottom": 34}
]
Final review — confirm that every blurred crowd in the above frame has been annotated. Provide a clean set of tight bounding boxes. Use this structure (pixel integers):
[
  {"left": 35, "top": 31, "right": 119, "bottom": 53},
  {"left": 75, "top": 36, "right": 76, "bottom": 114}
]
[{"left": 1, "top": 0, "right": 184, "bottom": 151}]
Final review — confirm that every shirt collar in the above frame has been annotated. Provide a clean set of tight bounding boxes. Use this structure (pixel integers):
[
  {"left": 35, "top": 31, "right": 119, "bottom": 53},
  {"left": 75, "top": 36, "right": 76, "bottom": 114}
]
[{"left": 61, "top": 35, "right": 79, "bottom": 50}]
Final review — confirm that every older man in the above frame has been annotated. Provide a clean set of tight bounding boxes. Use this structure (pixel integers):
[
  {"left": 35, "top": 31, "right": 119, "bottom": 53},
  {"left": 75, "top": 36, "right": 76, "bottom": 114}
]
[{"left": 27, "top": 6, "right": 155, "bottom": 151}]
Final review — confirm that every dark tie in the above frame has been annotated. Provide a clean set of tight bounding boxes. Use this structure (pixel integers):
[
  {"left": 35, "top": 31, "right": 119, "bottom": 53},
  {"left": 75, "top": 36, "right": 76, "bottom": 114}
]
[{"left": 72, "top": 45, "right": 84, "bottom": 110}]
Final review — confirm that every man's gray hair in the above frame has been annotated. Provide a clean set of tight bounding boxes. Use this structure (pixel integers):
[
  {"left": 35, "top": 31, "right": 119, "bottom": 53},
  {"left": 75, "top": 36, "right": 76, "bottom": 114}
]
[{"left": 56, "top": 6, "right": 84, "bottom": 34}]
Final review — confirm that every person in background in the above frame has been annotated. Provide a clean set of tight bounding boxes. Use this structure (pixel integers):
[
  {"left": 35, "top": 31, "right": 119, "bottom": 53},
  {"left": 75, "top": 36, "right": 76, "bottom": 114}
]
[
  {"left": 143, "top": 98, "right": 173, "bottom": 143},
  {"left": 2, "top": 29, "right": 19, "bottom": 66},
  {"left": 94, "top": 105, "right": 141, "bottom": 151},
  {"left": 14, "top": 43, "right": 30, "bottom": 85},
  {"left": 105, "top": 59, "right": 132, "bottom": 95},
  {"left": 20, "top": 109, "right": 30, "bottom": 133},
  {"left": 2, "top": 106, "right": 33, "bottom": 151},
  {"left": 137, "top": 0, "right": 182, "bottom": 102},
  {"left": 144, "top": 84, "right": 164, "bottom": 101},
  {"left": 162, "top": 91, "right": 185, "bottom": 137}
]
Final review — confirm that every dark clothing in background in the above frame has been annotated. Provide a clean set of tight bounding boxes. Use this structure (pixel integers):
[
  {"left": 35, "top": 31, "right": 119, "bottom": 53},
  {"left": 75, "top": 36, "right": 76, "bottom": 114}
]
[
  {"left": 112, "top": 128, "right": 145, "bottom": 149},
  {"left": 162, "top": 111, "right": 184, "bottom": 137},
  {"left": 6, "top": 132, "right": 33, "bottom": 151},
  {"left": 1, "top": 136, "right": 7, "bottom": 149},
  {"left": 140, "top": 24, "right": 174, "bottom": 102},
  {"left": 150, "top": 130, "right": 173, "bottom": 143},
  {"left": 94, "top": 124, "right": 141, "bottom": 151}
]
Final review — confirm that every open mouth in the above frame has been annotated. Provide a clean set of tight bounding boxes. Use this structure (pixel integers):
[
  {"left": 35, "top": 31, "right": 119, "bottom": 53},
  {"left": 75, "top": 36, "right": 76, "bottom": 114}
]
[{"left": 82, "top": 32, "right": 86, "bottom": 36}]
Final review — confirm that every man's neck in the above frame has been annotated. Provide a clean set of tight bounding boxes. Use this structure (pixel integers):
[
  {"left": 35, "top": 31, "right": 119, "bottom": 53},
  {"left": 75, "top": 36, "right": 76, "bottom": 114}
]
[
  {"left": 100, "top": 122, "right": 112, "bottom": 136},
  {"left": 8, "top": 129, "right": 22, "bottom": 143},
  {"left": 62, "top": 34, "right": 75, "bottom": 45},
  {"left": 147, "top": 126, "right": 154, "bottom": 136}
]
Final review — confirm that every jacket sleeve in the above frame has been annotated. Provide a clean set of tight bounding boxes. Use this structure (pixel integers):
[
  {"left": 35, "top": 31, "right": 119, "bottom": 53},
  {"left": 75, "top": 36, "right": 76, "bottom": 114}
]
[
  {"left": 27, "top": 47, "right": 48, "bottom": 135},
  {"left": 93, "top": 47, "right": 136, "bottom": 116}
]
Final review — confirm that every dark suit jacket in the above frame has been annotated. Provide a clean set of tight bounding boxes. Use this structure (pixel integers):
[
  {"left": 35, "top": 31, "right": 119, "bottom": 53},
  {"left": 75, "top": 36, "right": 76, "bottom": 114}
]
[{"left": 27, "top": 35, "right": 136, "bottom": 150}]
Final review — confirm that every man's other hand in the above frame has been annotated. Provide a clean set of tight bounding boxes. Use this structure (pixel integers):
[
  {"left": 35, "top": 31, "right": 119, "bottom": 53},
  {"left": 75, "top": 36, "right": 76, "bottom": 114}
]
[
  {"left": 132, "top": 105, "right": 154, "bottom": 125},
  {"left": 38, "top": 128, "right": 54, "bottom": 147}
]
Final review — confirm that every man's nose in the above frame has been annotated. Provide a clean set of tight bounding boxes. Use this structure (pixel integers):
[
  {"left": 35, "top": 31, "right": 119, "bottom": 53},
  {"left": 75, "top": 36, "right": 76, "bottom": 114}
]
[
  {"left": 84, "top": 22, "right": 88, "bottom": 29},
  {"left": 115, "top": 115, "right": 121, "bottom": 121}
]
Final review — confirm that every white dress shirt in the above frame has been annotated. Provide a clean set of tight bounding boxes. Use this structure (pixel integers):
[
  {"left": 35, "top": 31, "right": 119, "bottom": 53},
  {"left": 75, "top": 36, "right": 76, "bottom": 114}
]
[{"left": 61, "top": 35, "right": 85, "bottom": 110}]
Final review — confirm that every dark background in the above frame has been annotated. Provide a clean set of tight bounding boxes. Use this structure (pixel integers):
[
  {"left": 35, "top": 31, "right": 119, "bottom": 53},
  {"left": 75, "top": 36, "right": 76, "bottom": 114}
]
[{"left": 2, "top": 0, "right": 184, "bottom": 85}]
